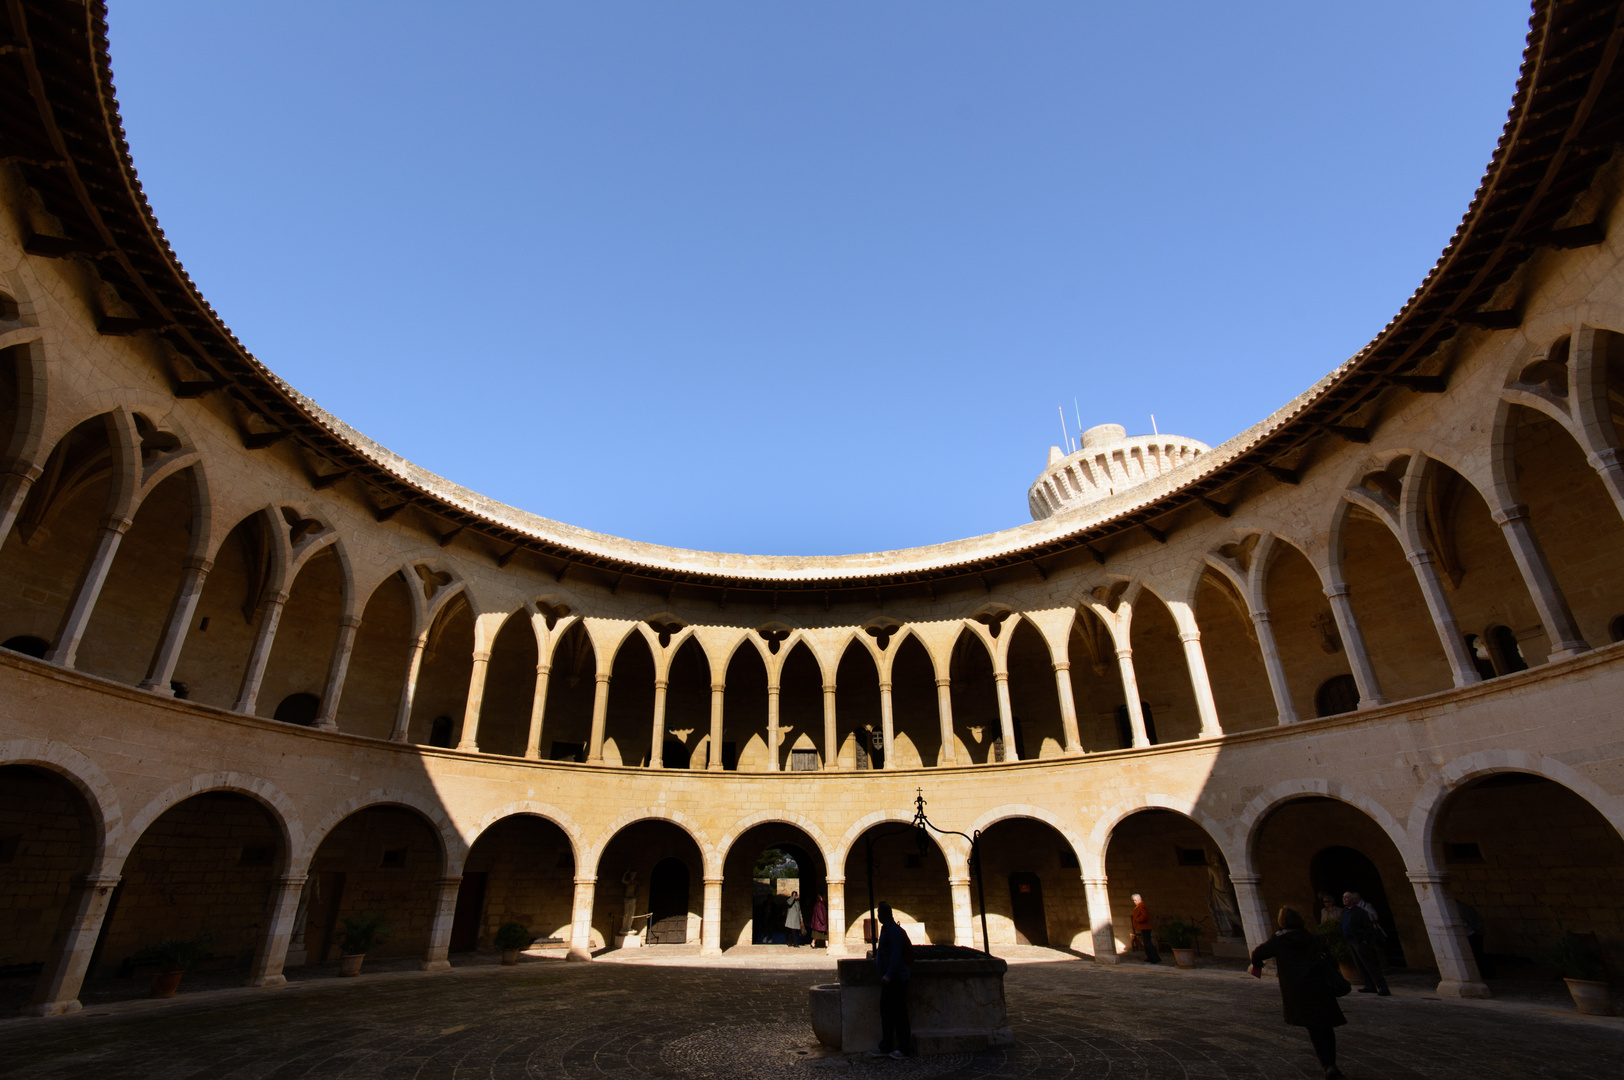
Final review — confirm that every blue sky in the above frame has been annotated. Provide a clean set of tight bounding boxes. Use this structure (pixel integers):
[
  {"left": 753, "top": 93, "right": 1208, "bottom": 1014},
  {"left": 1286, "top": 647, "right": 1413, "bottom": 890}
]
[{"left": 107, "top": 2, "right": 1531, "bottom": 556}]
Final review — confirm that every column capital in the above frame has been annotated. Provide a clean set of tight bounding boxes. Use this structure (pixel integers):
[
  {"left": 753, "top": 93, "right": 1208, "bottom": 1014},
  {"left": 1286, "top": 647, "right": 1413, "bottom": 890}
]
[
  {"left": 878, "top": 681, "right": 893, "bottom": 692},
  {"left": 573, "top": 876, "right": 598, "bottom": 887},
  {"left": 1115, "top": 647, "right": 1133, "bottom": 660},
  {"left": 993, "top": 671, "right": 1010, "bottom": 683},
  {"left": 654, "top": 678, "right": 669, "bottom": 690},
  {"left": 471, "top": 649, "right": 492, "bottom": 663},
  {"left": 1589, "top": 446, "right": 1624, "bottom": 471},
  {"left": 72, "top": 873, "right": 122, "bottom": 890},
  {"left": 948, "top": 877, "right": 971, "bottom": 887},
  {"left": 1490, "top": 502, "right": 1531, "bottom": 526},
  {"left": 276, "top": 873, "right": 310, "bottom": 888},
  {"left": 1249, "top": 608, "right": 1272, "bottom": 624},
  {"left": 433, "top": 875, "right": 463, "bottom": 889},
  {"left": 703, "top": 877, "right": 725, "bottom": 886},
  {"left": 825, "top": 876, "right": 846, "bottom": 886},
  {"left": 1229, "top": 873, "right": 1261, "bottom": 886},
  {"left": 1322, "top": 582, "right": 1351, "bottom": 599},
  {"left": 337, "top": 615, "right": 363, "bottom": 630},
  {"left": 1051, "top": 660, "right": 1071, "bottom": 673},
  {"left": 823, "top": 683, "right": 838, "bottom": 694},
  {"left": 1177, "top": 630, "right": 1201, "bottom": 644},
  {"left": 1082, "top": 877, "right": 1109, "bottom": 889},
  {"left": 766, "top": 683, "right": 781, "bottom": 696},
  {"left": 595, "top": 672, "right": 612, "bottom": 685},
  {"left": 710, "top": 682, "right": 726, "bottom": 693},
  {"left": 1405, "top": 549, "right": 1436, "bottom": 569},
  {"left": 1406, "top": 870, "right": 1451, "bottom": 886},
  {"left": 536, "top": 662, "right": 552, "bottom": 675},
  {"left": 935, "top": 678, "right": 951, "bottom": 688},
  {"left": 98, "top": 514, "right": 134, "bottom": 535},
  {"left": 182, "top": 555, "right": 215, "bottom": 573}
]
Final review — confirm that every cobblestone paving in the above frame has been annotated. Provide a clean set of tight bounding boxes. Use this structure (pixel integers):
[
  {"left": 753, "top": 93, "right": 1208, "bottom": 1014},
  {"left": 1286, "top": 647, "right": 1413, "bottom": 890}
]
[{"left": 1, "top": 956, "right": 1619, "bottom": 1080}]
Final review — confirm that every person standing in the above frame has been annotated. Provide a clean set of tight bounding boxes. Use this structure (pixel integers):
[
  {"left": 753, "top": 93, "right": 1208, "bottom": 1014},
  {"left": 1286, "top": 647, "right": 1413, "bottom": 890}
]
[
  {"left": 870, "top": 902, "right": 912, "bottom": 1059},
  {"left": 1341, "top": 891, "right": 1390, "bottom": 996},
  {"left": 809, "top": 893, "right": 829, "bottom": 949},
  {"left": 785, "top": 890, "right": 805, "bottom": 947},
  {"left": 1317, "top": 893, "right": 1344, "bottom": 926},
  {"left": 1249, "top": 906, "right": 1349, "bottom": 1080},
  {"left": 1131, "top": 893, "right": 1161, "bottom": 964}
]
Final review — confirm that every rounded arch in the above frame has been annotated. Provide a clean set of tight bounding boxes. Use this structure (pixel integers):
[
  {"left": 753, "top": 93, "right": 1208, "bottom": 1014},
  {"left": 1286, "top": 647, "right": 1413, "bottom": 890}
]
[
  {"left": 584, "top": 807, "right": 713, "bottom": 877},
  {"left": 1237, "top": 778, "right": 1416, "bottom": 875},
  {"left": 0, "top": 738, "right": 121, "bottom": 868},
  {"left": 115, "top": 772, "right": 302, "bottom": 876},
  {"left": 964, "top": 803, "right": 1087, "bottom": 873},
  {"left": 830, "top": 809, "right": 958, "bottom": 876},
  {"left": 466, "top": 801, "right": 586, "bottom": 865},
  {"left": 1084, "top": 793, "right": 1241, "bottom": 880},
  {"left": 303, "top": 789, "right": 464, "bottom": 876},
  {"left": 715, "top": 809, "right": 833, "bottom": 876}
]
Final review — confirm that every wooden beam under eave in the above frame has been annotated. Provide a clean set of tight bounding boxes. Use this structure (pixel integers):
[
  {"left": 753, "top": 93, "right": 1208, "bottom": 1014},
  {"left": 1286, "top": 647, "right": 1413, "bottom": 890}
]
[
  {"left": 1543, "top": 221, "right": 1605, "bottom": 249},
  {"left": 1262, "top": 464, "right": 1300, "bottom": 485},
  {"left": 437, "top": 525, "right": 464, "bottom": 548},
  {"left": 1455, "top": 309, "right": 1521, "bottom": 330},
  {"left": 1389, "top": 373, "right": 1448, "bottom": 393},
  {"left": 374, "top": 501, "right": 410, "bottom": 522},
  {"left": 311, "top": 470, "right": 350, "bottom": 491},
  {"left": 1199, "top": 496, "right": 1231, "bottom": 518},
  {"left": 496, "top": 546, "right": 520, "bottom": 568},
  {"left": 1143, "top": 523, "right": 1169, "bottom": 544},
  {"left": 241, "top": 430, "right": 288, "bottom": 451},
  {"left": 1326, "top": 423, "right": 1371, "bottom": 444},
  {"left": 1085, "top": 543, "right": 1107, "bottom": 565}
]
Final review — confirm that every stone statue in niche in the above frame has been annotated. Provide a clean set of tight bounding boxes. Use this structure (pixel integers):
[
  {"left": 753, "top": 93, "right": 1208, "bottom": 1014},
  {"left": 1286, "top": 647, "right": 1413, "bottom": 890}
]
[{"left": 1207, "top": 854, "right": 1244, "bottom": 940}]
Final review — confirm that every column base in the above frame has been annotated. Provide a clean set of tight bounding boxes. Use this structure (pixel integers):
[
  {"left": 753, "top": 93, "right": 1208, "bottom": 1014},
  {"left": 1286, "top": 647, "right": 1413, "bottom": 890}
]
[
  {"left": 1355, "top": 697, "right": 1388, "bottom": 710},
  {"left": 700, "top": 946, "right": 723, "bottom": 957},
  {"left": 825, "top": 943, "right": 848, "bottom": 957},
  {"left": 1548, "top": 644, "right": 1590, "bottom": 662},
  {"left": 1091, "top": 951, "right": 1120, "bottom": 966},
  {"left": 247, "top": 973, "right": 287, "bottom": 988},
  {"left": 420, "top": 959, "right": 452, "bottom": 972},
  {"left": 566, "top": 947, "right": 593, "bottom": 962},
  {"left": 1435, "top": 978, "right": 1492, "bottom": 999},
  {"left": 137, "top": 680, "right": 175, "bottom": 696},
  {"left": 455, "top": 742, "right": 479, "bottom": 753},
  {"left": 23, "top": 999, "right": 81, "bottom": 1017}
]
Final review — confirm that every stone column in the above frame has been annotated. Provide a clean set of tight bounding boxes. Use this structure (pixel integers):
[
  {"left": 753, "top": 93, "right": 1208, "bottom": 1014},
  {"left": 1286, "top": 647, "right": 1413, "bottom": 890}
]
[
  {"left": 1178, "top": 630, "right": 1225, "bottom": 738},
  {"left": 1083, "top": 877, "right": 1117, "bottom": 964},
  {"left": 701, "top": 877, "right": 724, "bottom": 955},
  {"left": 233, "top": 590, "right": 289, "bottom": 715},
  {"left": 1051, "top": 661, "right": 1083, "bottom": 755},
  {"left": 950, "top": 877, "right": 975, "bottom": 947},
  {"left": 456, "top": 649, "right": 492, "bottom": 751},
  {"left": 1406, "top": 550, "right": 1482, "bottom": 688},
  {"left": 247, "top": 873, "right": 308, "bottom": 987},
  {"left": 314, "top": 616, "right": 362, "bottom": 731},
  {"left": 765, "top": 682, "right": 781, "bottom": 771},
  {"left": 878, "top": 680, "right": 896, "bottom": 769},
  {"left": 46, "top": 515, "right": 132, "bottom": 669},
  {"left": 524, "top": 662, "right": 552, "bottom": 760},
  {"left": 648, "top": 678, "right": 669, "bottom": 768},
  {"left": 708, "top": 682, "right": 726, "bottom": 770},
  {"left": 390, "top": 637, "right": 427, "bottom": 742},
  {"left": 1248, "top": 610, "right": 1300, "bottom": 724},
  {"left": 0, "top": 462, "right": 40, "bottom": 553},
  {"left": 1229, "top": 873, "right": 1273, "bottom": 956},
  {"left": 421, "top": 876, "right": 461, "bottom": 972},
  {"left": 1322, "top": 583, "right": 1386, "bottom": 707},
  {"left": 934, "top": 678, "right": 957, "bottom": 765},
  {"left": 1589, "top": 445, "right": 1624, "bottom": 521},
  {"left": 825, "top": 876, "right": 847, "bottom": 956},
  {"left": 25, "top": 873, "right": 120, "bottom": 1016},
  {"left": 1492, "top": 504, "right": 1589, "bottom": 659},
  {"left": 139, "top": 556, "right": 212, "bottom": 694},
  {"left": 822, "top": 683, "right": 840, "bottom": 770},
  {"left": 993, "top": 671, "right": 1018, "bottom": 761},
  {"left": 1114, "top": 649, "right": 1150, "bottom": 747},
  {"left": 568, "top": 876, "right": 597, "bottom": 961},
  {"left": 1409, "top": 871, "right": 1490, "bottom": 998},
  {"left": 586, "top": 672, "right": 611, "bottom": 764}
]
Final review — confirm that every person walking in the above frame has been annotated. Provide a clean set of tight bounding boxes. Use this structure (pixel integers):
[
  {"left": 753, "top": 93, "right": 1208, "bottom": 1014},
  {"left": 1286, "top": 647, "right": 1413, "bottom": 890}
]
[
  {"left": 1249, "top": 905, "right": 1350, "bottom": 1080},
  {"left": 784, "top": 890, "right": 804, "bottom": 947},
  {"left": 809, "top": 893, "right": 829, "bottom": 949},
  {"left": 869, "top": 902, "right": 912, "bottom": 1059},
  {"left": 1340, "top": 891, "right": 1390, "bottom": 996},
  {"left": 1131, "top": 893, "right": 1161, "bottom": 964}
]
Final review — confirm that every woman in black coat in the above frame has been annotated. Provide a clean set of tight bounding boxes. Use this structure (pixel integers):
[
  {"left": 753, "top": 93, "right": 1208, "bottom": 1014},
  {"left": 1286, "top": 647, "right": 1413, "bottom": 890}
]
[{"left": 1249, "top": 905, "right": 1348, "bottom": 1080}]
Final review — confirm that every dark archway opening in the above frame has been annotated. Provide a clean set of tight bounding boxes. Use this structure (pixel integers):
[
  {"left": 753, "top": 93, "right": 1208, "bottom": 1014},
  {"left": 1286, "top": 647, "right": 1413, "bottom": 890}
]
[{"left": 1310, "top": 844, "right": 1406, "bottom": 966}]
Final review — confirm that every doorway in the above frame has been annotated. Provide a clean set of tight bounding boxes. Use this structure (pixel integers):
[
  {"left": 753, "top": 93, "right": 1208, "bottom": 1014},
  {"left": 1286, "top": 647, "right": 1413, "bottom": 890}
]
[
  {"left": 1009, "top": 871, "right": 1048, "bottom": 946},
  {"left": 449, "top": 871, "right": 488, "bottom": 952},
  {"left": 647, "top": 857, "right": 690, "bottom": 943},
  {"left": 1310, "top": 845, "right": 1405, "bottom": 965}
]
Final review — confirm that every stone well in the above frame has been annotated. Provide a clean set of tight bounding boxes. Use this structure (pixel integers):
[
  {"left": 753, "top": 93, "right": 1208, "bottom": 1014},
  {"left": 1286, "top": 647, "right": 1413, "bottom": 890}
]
[{"left": 810, "top": 945, "right": 1014, "bottom": 1055}]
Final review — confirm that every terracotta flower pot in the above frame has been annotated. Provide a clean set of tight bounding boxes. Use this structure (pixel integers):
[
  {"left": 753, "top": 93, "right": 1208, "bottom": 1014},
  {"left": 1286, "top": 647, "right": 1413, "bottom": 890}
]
[
  {"left": 149, "top": 970, "right": 184, "bottom": 998},
  {"left": 1565, "top": 977, "right": 1616, "bottom": 1016},
  {"left": 501, "top": 948, "right": 521, "bottom": 966},
  {"left": 1339, "top": 962, "right": 1362, "bottom": 984},
  {"left": 1171, "top": 948, "right": 1197, "bottom": 969},
  {"left": 338, "top": 953, "right": 365, "bottom": 977}
]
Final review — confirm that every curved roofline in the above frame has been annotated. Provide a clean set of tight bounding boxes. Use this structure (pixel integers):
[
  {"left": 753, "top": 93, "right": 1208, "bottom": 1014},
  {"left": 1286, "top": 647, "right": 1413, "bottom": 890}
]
[{"left": 5, "top": 0, "right": 1624, "bottom": 594}]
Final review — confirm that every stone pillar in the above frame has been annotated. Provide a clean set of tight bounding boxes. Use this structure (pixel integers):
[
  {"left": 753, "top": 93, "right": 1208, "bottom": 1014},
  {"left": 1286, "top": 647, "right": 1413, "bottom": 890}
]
[
  {"left": 1083, "top": 877, "right": 1117, "bottom": 964},
  {"left": 934, "top": 678, "right": 957, "bottom": 765},
  {"left": 878, "top": 680, "right": 896, "bottom": 769},
  {"left": 1248, "top": 610, "right": 1300, "bottom": 724},
  {"left": 1492, "top": 504, "right": 1589, "bottom": 659},
  {"left": 314, "top": 616, "right": 362, "bottom": 731},
  {"left": 701, "top": 877, "right": 724, "bottom": 955},
  {"left": 247, "top": 873, "right": 308, "bottom": 987},
  {"left": 993, "top": 671, "right": 1018, "bottom": 761},
  {"left": 586, "top": 672, "right": 611, "bottom": 764},
  {"left": 1589, "top": 445, "right": 1624, "bottom": 521},
  {"left": 708, "top": 682, "right": 726, "bottom": 771},
  {"left": 524, "top": 663, "right": 552, "bottom": 760},
  {"left": 1229, "top": 873, "right": 1272, "bottom": 956},
  {"left": 1051, "top": 661, "right": 1083, "bottom": 755},
  {"left": 390, "top": 637, "right": 427, "bottom": 742},
  {"left": 950, "top": 877, "right": 974, "bottom": 948},
  {"left": 1406, "top": 550, "right": 1482, "bottom": 688},
  {"left": 822, "top": 683, "right": 840, "bottom": 770},
  {"left": 421, "top": 875, "right": 461, "bottom": 971},
  {"left": 46, "top": 515, "right": 133, "bottom": 669},
  {"left": 825, "top": 876, "right": 847, "bottom": 956},
  {"left": 233, "top": 590, "right": 289, "bottom": 715},
  {"left": 1115, "top": 649, "right": 1150, "bottom": 747},
  {"left": 1178, "top": 630, "right": 1225, "bottom": 738},
  {"left": 648, "top": 678, "right": 669, "bottom": 768},
  {"left": 568, "top": 876, "right": 597, "bottom": 961},
  {"left": 25, "top": 873, "right": 120, "bottom": 1016},
  {"left": 456, "top": 649, "right": 492, "bottom": 751},
  {"left": 139, "top": 556, "right": 212, "bottom": 694},
  {"left": 1409, "top": 871, "right": 1490, "bottom": 998},
  {"left": 1322, "top": 583, "right": 1386, "bottom": 708},
  {"left": 0, "top": 463, "right": 40, "bottom": 553},
  {"left": 765, "top": 682, "right": 781, "bottom": 771}
]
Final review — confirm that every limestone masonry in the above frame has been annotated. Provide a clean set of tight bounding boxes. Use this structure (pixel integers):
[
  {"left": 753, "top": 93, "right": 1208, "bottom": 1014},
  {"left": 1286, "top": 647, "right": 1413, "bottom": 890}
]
[{"left": 1, "top": 0, "right": 1622, "bottom": 1020}]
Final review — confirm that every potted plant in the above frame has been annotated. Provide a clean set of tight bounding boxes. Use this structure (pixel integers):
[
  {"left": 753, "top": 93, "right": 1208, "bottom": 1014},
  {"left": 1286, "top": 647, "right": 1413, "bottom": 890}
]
[
  {"left": 335, "top": 913, "right": 390, "bottom": 977},
  {"left": 1160, "top": 918, "right": 1202, "bottom": 968},
  {"left": 495, "top": 922, "right": 534, "bottom": 965},
  {"left": 132, "top": 936, "right": 213, "bottom": 998},
  {"left": 1315, "top": 920, "right": 1362, "bottom": 985},
  {"left": 1548, "top": 933, "right": 1613, "bottom": 1016}
]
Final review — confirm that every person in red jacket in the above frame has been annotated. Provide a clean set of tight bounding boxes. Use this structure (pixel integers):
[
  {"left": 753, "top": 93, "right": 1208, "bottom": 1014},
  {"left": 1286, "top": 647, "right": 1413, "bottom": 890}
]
[{"left": 1131, "top": 893, "right": 1161, "bottom": 964}]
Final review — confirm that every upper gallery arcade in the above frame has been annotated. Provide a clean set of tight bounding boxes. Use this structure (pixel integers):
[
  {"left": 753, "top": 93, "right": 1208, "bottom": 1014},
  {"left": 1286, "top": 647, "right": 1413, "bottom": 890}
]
[{"left": 1, "top": 0, "right": 1623, "bottom": 1021}]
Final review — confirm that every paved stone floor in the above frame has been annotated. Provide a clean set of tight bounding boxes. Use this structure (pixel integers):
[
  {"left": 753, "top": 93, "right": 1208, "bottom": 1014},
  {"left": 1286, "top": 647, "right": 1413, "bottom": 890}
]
[{"left": 1, "top": 954, "right": 1619, "bottom": 1079}]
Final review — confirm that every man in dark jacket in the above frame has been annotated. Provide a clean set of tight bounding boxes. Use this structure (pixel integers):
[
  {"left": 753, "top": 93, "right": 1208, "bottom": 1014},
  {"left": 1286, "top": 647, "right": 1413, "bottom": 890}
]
[
  {"left": 1341, "top": 891, "right": 1391, "bottom": 996},
  {"left": 871, "top": 902, "right": 911, "bottom": 1059},
  {"left": 1250, "top": 905, "right": 1348, "bottom": 1080}
]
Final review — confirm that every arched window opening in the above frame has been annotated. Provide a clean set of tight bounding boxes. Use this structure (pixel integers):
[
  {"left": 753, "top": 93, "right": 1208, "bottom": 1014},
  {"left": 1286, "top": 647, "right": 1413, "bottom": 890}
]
[
  {"left": 1610, "top": 615, "right": 1624, "bottom": 643},
  {"left": 1314, "top": 674, "right": 1360, "bottom": 718},
  {"left": 662, "top": 738, "right": 689, "bottom": 769},
  {"left": 1113, "top": 702, "right": 1156, "bottom": 748},
  {"left": 428, "top": 715, "right": 454, "bottom": 748},
  {"left": 648, "top": 857, "right": 692, "bottom": 944},
  {"left": 1464, "top": 635, "right": 1497, "bottom": 682},
  {"left": 0, "top": 290, "right": 18, "bottom": 320},
  {"left": 1487, "top": 626, "right": 1528, "bottom": 675},
  {"left": 2, "top": 634, "right": 49, "bottom": 658},
  {"left": 272, "top": 692, "right": 321, "bottom": 726}
]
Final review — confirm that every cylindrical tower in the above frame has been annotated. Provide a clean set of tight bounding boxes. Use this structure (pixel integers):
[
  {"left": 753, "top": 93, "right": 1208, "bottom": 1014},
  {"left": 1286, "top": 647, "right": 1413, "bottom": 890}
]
[{"left": 1027, "top": 423, "right": 1209, "bottom": 521}]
